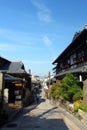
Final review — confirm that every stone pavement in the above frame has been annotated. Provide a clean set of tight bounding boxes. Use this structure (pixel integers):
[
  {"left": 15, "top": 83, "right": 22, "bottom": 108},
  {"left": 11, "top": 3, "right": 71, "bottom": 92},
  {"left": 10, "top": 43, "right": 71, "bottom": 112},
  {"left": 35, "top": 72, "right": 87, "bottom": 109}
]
[
  {"left": 7, "top": 103, "right": 23, "bottom": 122},
  {"left": 1, "top": 89, "right": 87, "bottom": 130}
]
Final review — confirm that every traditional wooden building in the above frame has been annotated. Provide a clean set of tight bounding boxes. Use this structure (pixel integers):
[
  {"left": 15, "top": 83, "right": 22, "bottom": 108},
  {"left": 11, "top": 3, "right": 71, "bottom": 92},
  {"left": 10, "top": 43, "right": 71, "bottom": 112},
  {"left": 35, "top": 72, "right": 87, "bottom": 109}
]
[
  {"left": 0, "top": 56, "right": 31, "bottom": 108},
  {"left": 52, "top": 25, "right": 87, "bottom": 105}
]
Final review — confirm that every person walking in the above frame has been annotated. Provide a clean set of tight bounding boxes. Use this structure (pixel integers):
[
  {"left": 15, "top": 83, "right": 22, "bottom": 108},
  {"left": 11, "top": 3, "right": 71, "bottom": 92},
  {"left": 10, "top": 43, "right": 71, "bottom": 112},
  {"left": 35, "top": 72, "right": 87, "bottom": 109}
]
[{"left": 36, "top": 93, "right": 39, "bottom": 103}]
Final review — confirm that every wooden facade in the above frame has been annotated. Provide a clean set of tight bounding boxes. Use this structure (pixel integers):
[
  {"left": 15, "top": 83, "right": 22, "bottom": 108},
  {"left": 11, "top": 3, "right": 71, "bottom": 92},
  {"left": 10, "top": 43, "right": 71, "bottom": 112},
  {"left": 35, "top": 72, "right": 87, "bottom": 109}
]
[
  {"left": 53, "top": 25, "right": 87, "bottom": 80},
  {"left": 52, "top": 25, "right": 87, "bottom": 106},
  {"left": 0, "top": 56, "right": 31, "bottom": 108}
]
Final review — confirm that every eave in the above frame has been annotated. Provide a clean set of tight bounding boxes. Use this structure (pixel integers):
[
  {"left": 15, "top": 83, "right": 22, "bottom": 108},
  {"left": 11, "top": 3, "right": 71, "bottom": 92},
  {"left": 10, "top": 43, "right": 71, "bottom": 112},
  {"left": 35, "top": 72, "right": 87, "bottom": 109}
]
[
  {"left": 52, "top": 28, "right": 87, "bottom": 64},
  {"left": 55, "top": 64, "right": 87, "bottom": 78}
]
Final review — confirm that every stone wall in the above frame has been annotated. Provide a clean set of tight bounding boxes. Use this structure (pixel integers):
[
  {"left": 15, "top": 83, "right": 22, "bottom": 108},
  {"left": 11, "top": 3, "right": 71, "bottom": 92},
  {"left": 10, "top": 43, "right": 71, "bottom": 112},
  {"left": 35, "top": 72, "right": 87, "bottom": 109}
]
[{"left": 50, "top": 98, "right": 87, "bottom": 125}]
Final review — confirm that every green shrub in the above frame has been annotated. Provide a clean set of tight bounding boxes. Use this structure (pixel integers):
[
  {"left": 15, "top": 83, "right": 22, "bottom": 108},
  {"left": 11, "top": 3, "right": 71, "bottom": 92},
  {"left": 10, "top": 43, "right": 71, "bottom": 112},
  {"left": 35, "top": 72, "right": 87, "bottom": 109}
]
[
  {"left": 50, "top": 73, "right": 83, "bottom": 103},
  {"left": 74, "top": 100, "right": 82, "bottom": 112},
  {"left": 73, "top": 90, "right": 83, "bottom": 101},
  {"left": 62, "top": 73, "right": 79, "bottom": 89},
  {"left": 61, "top": 73, "right": 82, "bottom": 102},
  {"left": 50, "top": 83, "right": 61, "bottom": 99},
  {"left": 74, "top": 100, "right": 87, "bottom": 112},
  {"left": 60, "top": 92, "right": 69, "bottom": 100},
  {"left": 79, "top": 104, "right": 87, "bottom": 112}
]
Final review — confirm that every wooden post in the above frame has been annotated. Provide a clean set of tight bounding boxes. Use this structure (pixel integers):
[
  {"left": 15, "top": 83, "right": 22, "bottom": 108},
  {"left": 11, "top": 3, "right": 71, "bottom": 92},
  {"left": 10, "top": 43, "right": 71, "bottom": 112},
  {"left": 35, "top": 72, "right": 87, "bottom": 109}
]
[
  {"left": 48, "top": 71, "right": 50, "bottom": 88},
  {"left": 0, "top": 72, "right": 4, "bottom": 110},
  {"left": 83, "top": 79, "right": 87, "bottom": 106}
]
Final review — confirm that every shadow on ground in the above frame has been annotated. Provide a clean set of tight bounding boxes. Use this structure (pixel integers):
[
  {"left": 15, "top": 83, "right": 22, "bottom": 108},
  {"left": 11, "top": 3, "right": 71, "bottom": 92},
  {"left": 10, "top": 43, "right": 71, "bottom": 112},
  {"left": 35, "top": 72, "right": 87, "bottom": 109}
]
[{"left": 2, "top": 96, "right": 69, "bottom": 130}]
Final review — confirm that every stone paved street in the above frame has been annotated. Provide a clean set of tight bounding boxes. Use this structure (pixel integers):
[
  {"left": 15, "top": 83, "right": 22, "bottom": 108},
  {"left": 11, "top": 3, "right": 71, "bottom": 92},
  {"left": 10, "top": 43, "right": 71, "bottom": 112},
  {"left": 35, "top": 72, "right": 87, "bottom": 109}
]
[{"left": 1, "top": 89, "right": 87, "bottom": 130}]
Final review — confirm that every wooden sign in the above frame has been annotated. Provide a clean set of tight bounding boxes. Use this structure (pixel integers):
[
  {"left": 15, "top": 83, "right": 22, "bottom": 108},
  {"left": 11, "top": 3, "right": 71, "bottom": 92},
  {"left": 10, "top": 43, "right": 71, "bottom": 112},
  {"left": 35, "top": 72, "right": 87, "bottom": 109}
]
[{"left": 0, "top": 73, "right": 3, "bottom": 91}]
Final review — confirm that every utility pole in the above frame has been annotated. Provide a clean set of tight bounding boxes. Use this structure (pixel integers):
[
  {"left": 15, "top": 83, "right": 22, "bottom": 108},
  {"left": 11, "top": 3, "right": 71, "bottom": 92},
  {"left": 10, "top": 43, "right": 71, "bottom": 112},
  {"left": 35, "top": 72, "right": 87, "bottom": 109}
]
[{"left": 48, "top": 71, "right": 50, "bottom": 88}]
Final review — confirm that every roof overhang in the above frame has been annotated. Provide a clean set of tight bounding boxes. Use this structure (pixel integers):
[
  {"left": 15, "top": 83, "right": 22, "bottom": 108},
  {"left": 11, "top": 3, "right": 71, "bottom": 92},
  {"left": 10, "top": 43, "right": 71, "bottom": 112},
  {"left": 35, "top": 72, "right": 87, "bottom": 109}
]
[
  {"left": 52, "top": 28, "right": 87, "bottom": 64},
  {"left": 4, "top": 74, "right": 22, "bottom": 82},
  {"left": 55, "top": 64, "right": 87, "bottom": 78}
]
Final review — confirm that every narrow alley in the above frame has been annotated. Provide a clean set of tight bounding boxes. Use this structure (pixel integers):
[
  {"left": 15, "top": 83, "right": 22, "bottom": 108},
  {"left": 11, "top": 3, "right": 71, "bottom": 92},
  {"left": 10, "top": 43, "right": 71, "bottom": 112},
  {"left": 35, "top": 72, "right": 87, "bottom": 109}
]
[{"left": 1, "top": 88, "right": 87, "bottom": 130}]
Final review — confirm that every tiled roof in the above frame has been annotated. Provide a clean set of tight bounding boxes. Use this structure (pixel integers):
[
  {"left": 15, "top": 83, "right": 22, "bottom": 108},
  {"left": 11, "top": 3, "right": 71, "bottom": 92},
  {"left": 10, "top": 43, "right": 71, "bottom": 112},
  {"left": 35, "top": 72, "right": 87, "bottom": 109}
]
[
  {"left": 7, "top": 61, "right": 27, "bottom": 74},
  {"left": 0, "top": 56, "right": 29, "bottom": 76},
  {"left": 0, "top": 61, "right": 27, "bottom": 74},
  {"left": 52, "top": 27, "right": 87, "bottom": 64}
]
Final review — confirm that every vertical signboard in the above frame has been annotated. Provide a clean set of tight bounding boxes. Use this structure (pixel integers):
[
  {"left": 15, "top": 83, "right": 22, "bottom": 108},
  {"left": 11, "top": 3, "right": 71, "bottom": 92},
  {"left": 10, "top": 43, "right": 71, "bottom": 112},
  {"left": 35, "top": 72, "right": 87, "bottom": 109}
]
[
  {"left": 0, "top": 73, "right": 4, "bottom": 109},
  {"left": 0, "top": 73, "right": 3, "bottom": 90}
]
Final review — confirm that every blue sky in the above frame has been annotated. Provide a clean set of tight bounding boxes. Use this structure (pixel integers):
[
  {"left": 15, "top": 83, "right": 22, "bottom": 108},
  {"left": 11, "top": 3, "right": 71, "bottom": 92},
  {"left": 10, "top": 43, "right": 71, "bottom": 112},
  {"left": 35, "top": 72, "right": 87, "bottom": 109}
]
[{"left": 0, "top": 0, "right": 87, "bottom": 77}]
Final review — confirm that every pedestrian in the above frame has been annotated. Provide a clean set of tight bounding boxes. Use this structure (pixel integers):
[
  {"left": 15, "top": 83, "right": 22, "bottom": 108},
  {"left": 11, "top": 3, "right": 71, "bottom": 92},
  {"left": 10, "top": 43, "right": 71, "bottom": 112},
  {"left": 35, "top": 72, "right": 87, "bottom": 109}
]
[{"left": 36, "top": 93, "right": 39, "bottom": 103}]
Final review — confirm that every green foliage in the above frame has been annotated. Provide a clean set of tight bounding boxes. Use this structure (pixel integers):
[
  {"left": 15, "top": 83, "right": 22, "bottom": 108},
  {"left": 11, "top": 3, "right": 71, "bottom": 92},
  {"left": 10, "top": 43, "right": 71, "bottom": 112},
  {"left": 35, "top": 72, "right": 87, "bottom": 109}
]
[
  {"left": 50, "top": 83, "right": 61, "bottom": 99},
  {"left": 60, "top": 92, "right": 69, "bottom": 100},
  {"left": 73, "top": 90, "right": 83, "bottom": 101},
  {"left": 74, "top": 100, "right": 82, "bottom": 112},
  {"left": 74, "top": 100, "right": 87, "bottom": 112},
  {"left": 62, "top": 73, "right": 79, "bottom": 89},
  {"left": 61, "top": 73, "right": 82, "bottom": 102},
  {"left": 79, "top": 104, "right": 87, "bottom": 112},
  {"left": 50, "top": 73, "right": 83, "bottom": 103}
]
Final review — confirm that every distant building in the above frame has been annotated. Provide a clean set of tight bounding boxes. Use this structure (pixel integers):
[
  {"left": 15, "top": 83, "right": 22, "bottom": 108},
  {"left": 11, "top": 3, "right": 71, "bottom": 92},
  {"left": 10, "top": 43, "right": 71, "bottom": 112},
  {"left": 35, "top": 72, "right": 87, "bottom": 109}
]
[{"left": 52, "top": 25, "right": 87, "bottom": 105}]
